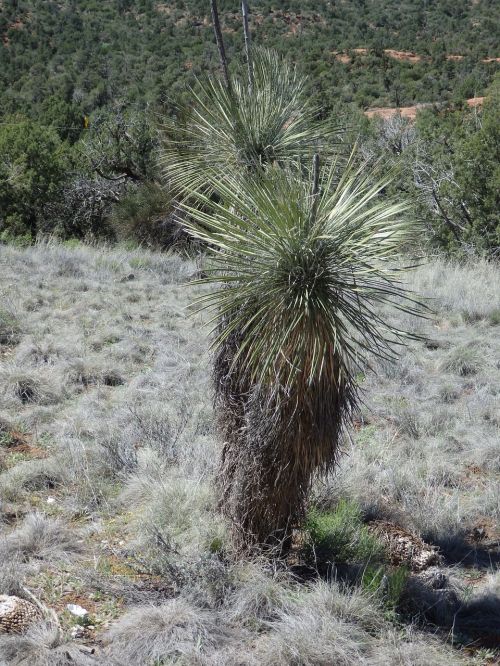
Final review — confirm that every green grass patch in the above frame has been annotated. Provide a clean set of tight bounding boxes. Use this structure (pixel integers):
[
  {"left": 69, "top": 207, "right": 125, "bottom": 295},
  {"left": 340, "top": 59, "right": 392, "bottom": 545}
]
[
  {"left": 362, "top": 564, "right": 409, "bottom": 614},
  {"left": 304, "top": 500, "right": 386, "bottom": 566},
  {"left": 488, "top": 309, "right": 500, "bottom": 326}
]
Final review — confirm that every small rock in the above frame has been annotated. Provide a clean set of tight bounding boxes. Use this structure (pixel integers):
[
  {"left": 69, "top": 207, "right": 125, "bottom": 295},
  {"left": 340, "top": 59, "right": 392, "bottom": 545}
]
[
  {"left": 71, "top": 625, "right": 85, "bottom": 639},
  {"left": 66, "top": 604, "right": 88, "bottom": 618},
  {"left": 46, "top": 496, "right": 56, "bottom": 504}
]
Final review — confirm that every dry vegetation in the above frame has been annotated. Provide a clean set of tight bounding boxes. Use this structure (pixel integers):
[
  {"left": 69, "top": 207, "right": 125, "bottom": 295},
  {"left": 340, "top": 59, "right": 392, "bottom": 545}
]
[{"left": 0, "top": 241, "right": 499, "bottom": 665}]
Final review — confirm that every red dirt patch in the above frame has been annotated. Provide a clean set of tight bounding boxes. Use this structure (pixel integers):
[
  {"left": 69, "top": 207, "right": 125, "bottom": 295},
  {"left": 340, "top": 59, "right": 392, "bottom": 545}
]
[
  {"left": 2, "top": 429, "right": 31, "bottom": 448},
  {"left": 8, "top": 443, "right": 47, "bottom": 458},
  {"left": 364, "top": 104, "right": 427, "bottom": 120},
  {"left": 1, "top": 429, "right": 47, "bottom": 460},
  {"left": 7, "top": 20, "right": 24, "bottom": 31},
  {"left": 384, "top": 49, "right": 422, "bottom": 63},
  {"left": 333, "top": 48, "right": 421, "bottom": 63},
  {"left": 467, "top": 517, "right": 499, "bottom": 544},
  {"left": 364, "top": 97, "right": 486, "bottom": 121},
  {"left": 467, "top": 96, "right": 485, "bottom": 107},
  {"left": 333, "top": 47, "right": 499, "bottom": 66},
  {"left": 54, "top": 593, "right": 99, "bottom": 616}
]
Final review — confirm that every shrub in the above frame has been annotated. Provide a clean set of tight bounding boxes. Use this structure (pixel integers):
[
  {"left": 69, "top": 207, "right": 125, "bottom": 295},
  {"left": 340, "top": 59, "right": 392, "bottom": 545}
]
[
  {"left": 110, "top": 182, "right": 183, "bottom": 249},
  {"left": 160, "top": 48, "right": 343, "bottom": 196},
  {"left": 46, "top": 176, "right": 117, "bottom": 240},
  {"left": 225, "top": 562, "right": 293, "bottom": 628},
  {"left": 0, "top": 458, "right": 68, "bottom": 501},
  {"left": 413, "top": 79, "right": 500, "bottom": 257},
  {"left": 183, "top": 159, "right": 423, "bottom": 550},
  {"left": 0, "top": 118, "right": 70, "bottom": 241}
]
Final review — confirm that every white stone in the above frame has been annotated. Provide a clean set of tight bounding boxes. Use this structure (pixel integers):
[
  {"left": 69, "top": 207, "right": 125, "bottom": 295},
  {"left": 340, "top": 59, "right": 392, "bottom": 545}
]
[{"left": 66, "top": 603, "right": 88, "bottom": 618}]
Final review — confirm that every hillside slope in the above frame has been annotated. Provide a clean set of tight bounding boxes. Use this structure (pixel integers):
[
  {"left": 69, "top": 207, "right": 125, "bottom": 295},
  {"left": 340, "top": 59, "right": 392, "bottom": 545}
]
[{"left": 1, "top": 0, "right": 499, "bottom": 117}]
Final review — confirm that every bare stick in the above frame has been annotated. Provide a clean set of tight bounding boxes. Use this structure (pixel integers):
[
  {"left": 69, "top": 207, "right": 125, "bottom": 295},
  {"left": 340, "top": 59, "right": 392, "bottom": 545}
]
[
  {"left": 310, "top": 153, "right": 320, "bottom": 224},
  {"left": 311, "top": 153, "right": 320, "bottom": 197},
  {"left": 241, "top": 0, "right": 253, "bottom": 91},
  {"left": 210, "top": 0, "right": 231, "bottom": 90}
]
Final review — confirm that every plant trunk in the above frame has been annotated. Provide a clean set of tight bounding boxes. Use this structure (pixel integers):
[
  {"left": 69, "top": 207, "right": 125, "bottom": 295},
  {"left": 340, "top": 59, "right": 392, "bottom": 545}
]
[
  {"left": 214, "top": 329, "right": 354, "bottom": 553},
  {"left": 241, "top": 0, "right": 253, "bottom": 91},
  {"left": 210, "top": 0, "right": 231, "bottom": 91}
]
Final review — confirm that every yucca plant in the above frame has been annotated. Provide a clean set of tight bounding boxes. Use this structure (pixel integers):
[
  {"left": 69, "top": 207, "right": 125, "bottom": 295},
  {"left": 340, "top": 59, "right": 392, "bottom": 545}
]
[
  {"left": 160, "top": 48, "right": 344, "bottom": 195},
  {"left": 182, "top": 157, "right": 424, "bottom": 551}
]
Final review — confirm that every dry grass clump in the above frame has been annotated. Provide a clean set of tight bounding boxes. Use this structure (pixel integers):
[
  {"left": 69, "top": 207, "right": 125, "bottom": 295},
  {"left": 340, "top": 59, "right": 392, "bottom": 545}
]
[
  {"left": 13, "top": 336, "right": 77, "bottom": 368},
  {"left": 240, "top": 579, "right": 386, "bottom": 665},
  {"left": 399, "top": 569, "right": 462, "bottom": 627},
  {"left": 0, "top": 305, "right": 21, "bottom": 346},
  {"left": 0, "top": 457, "right": 69, "bottom": 502},
  {"left": 255, "top": 595, "right": 373, "bottom": 666},
  {"left": 0, "top": 365, "right": 63, "bottom": 407},
  {"left": 438, "top": 342, "right": 484, "bottom": 376},
  {"left": 103, "top": 598, "right": 230, "bottom": 665},
  {"left": 0, "top": 621, "right": 97, "bottom": 665},
  {"left": 329, "top": 258, "right": 500, "bottom": 551},
  {"left": 0, "top": 559, "right": 23, "bottom": 597},
  {"left": 410, "top": 257, "right": 500, "bottom": 321},
  {"left": 121, "top": 454, "right": 226, "bottom": 570},
  {"left": 368, "top": 627, "right": 467, "bottom": 665},
  {"left": 224, "top": 561, "right": 294, "bottom": 628},
  {"left": 0, "top": 413, "right": 16, "bottom": 444},
  {"left": 0, "top": 512, "right": 86, "bottom": 564}
]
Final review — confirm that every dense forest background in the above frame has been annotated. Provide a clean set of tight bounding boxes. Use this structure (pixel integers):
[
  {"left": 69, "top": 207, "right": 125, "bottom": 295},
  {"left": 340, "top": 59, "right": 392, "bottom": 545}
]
[
  {"left": 0, "top": 0, "right": 499, "bottom": 255},
  {"left": 1, "top": 0, "right": 499, "bottom": 118}
]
